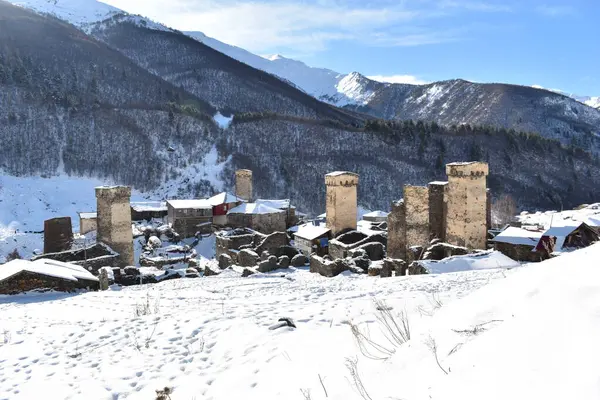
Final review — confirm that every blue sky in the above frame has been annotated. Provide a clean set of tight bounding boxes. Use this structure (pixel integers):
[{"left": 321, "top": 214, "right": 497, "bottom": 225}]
[{"left": 104, "top": 0, "right": 599, "bottom": 95}]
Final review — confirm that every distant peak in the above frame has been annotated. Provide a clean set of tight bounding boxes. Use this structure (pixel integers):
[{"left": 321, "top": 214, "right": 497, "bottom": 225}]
[{"left": 267, "top": 54, "right": 285, "bottom": 61}]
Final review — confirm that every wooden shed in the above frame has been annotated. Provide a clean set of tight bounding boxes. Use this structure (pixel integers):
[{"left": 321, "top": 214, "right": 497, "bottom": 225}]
[{"left": 293, "top": 223, "right": 331, "bottom": 257}]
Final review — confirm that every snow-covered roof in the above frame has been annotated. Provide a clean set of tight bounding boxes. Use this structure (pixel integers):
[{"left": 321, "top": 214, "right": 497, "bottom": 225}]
[
  {"left": 256, "top": 199, "right": 295, "bottom": 210},
  {"left": 294, "top": 224, "right": 331, "bottom": 241},
  {"left": 542, "top": 222, "right": 584, "bottom": 238},
  {"left": 208, "top": 192, "right": 245, "bottom": 206},
  {"left": 227, "top": 203, "right": 285, "bottom": 215},
  {"left": 419, "top": 250, "right": 520, "bottom": 274},
  {"left": 429, "top": 181, "right": 448, "bottom": 185},
  {"left": 0, "top": 259, "right": 99, "bottom": 283},
  {"left": 131, "top": 202, "right": 167, "bottom": 212},
  {"left": 363, "top": 210, "right": 389, "bottom": 218},
  {"left": 78, "top": 212, "right": 97, "bottom": 219},
  {"left": 492, "top": 227, "right": 543, "bottom": 246},
  {"left": 325, "top": 171, "right": 357, "bottom": 177},
  {"left": 166, "top": 199, "right": 212, "bottom": 209}
]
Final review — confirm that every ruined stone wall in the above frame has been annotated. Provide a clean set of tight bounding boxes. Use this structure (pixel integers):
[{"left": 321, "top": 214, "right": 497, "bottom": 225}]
[
  {"left": 43, "top": 217, "right": 73, "bottom": 254},
  {"left": 445, "top": 162, "right": 489, "bottom": 249},
  {"left": 325, "top": 172, "right": 358, "bottom": 236},
  {"left": 428, "top": 182, "right": 447, "bottom": 242},
  {"left": 235, "top": 169, "right": 253, "bottom": 202},
  {"left": 252, "top": 213, "right": 287, "bottom": 235},
  {"left": 387, "top": 200, "right": 406, "bottom": 260},
  {"left": 216, "top": 234, "right": 255, "bottom": 259},
  {"left": 95, "top": 186, "right": 134, "bottom": 267},
  {"left": 404, "top": 185, "right": 430, "bottom": 250},
  {"left": 79, "top": 217, "right": 97, "bottom": 235}
]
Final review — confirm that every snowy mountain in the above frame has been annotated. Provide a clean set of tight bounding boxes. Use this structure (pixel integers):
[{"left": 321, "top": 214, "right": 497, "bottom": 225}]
[{"left": 11, "top": 0, "right": 121, "bottom": 27}]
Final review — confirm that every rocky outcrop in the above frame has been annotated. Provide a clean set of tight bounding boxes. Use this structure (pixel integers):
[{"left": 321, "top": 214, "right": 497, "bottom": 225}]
[
  {"left": 255, "top": 232, "right": 289, "bottom": 256},
  {"left": 309, "top": 255, "right": 350, "bottom": 277},
  {"left": 237, "top": 249, "right": 260, "bottom": 268}
]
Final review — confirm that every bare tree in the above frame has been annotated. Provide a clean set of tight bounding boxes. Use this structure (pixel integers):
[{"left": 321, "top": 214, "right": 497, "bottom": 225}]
[{"left": 492, "top": 194, "right": 517, "bottom": 227}]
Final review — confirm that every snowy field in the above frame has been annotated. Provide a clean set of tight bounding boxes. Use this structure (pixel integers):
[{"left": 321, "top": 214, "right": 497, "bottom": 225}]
[{"left": 2, "top": 243, "right": 599, "bottom": 400}]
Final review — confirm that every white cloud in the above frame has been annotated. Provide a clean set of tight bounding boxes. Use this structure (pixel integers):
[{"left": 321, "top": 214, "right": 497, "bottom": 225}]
[
  {"left": 101, "top": 0, "right": 513, "bottom": 53},
  {"left": 368, "top": 74, "right": 429, "bottom": 85}
]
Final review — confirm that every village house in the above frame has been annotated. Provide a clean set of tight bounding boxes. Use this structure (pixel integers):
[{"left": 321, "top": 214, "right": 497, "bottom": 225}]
[
  {"left": 535, "top": 222, "right": 599, "bottom": 256},
  {"left": 208, "top": 192, "right": 245, "bottom": 226},
  {"left": 131, "top": 201, "right": 168, "bottom": 221},
  {"left": 227, "top": 203, "right": 287, "bottom": 234},
  {"left": 78, "top": 212, "right": 97, "bottom": 235},
  {"left": 256, "top": 199, "right": 297, "bottom": 227},
  {"left": 492, "top": 226, "right": 545, "bottom": 262},
  {"left": 0, "top": 258, "right": 99, "bottom": 295},
  {"left": 166, "top": 199, "right": 213, "bottom": 238},
  {"left": 293, "top": 222, "right": 331, "bottom": 257}
]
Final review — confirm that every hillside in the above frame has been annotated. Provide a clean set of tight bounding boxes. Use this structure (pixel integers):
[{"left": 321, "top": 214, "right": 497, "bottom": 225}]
[
  {"left": 0, "top": 0, "right": 221, "bottom": 192},
  {"left": 1, "top": 1, "right": 599, "bottom": 218}
]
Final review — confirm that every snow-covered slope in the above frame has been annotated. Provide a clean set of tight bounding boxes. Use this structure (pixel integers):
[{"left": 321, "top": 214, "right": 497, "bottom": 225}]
[
  {"left": 185, "top": 31, "right": 371, "bottom": 105},
  {"left": 11, "top": 0, "right": 121, "bottom": 26},
  {"left": 2, "top": 242, "right": 600, "bottom": 399}
]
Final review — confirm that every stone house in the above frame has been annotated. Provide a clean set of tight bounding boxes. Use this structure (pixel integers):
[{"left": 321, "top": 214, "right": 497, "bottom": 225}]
[
  {"left": 492, "top": 226, "right": 545, "bottom": 262},
  {"left": 131, "top": 202, "right": 168, "bottom": 221},
  {"left": 293, "top": 223, "right": 331, "bottom": 256},
  {"left": 166, "top": 199, "right": 213, "bottom": 238},
  {"left": 0, "top": 258, "right": 99, "bottom": 295},
  {"left": 208, "top": 192, "right": 245, "bottom": 226},
  {"left": 78, "top": 212, "right": 97, "bottom": 235},
  {"left": 256, "top": 199, "right": 297, "bottom": 227},
  {"left": 227, "top": 203, "right": 286, "bottom": 234}
]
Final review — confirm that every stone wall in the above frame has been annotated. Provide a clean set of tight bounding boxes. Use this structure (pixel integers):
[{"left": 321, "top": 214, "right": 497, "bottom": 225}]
[
  {"left": 0, "top": 271, "right": 98, "bottom": 295},
  {"left": 428, "top": 182, "right": 447, "bottom": 242},
  {"left": 252, "top": 213, "right": 287, "bottom": 235},
  {"left": 494, "top": 242, "right": 545, "bottom": 262},
  {"left": 445, "top": 162, "right": 489, "bottom": 249},
  {"left": 216, "top": 233, "right": 255, "bottom": 259},
  {"left": 43, "top": 217, "right": 73, "bottom": 254},
  {"left": 404, "top": 185, "right": 430, "bottom": 250},
  {"left": 96, "top": 186, "right": 134, "bottom": 266},
  {"left": 235, "top": 169, "right": 253, "bottom": 202},
  {"left": 325, "top": 172, "right": 358, "bottom": 236},
  {"left": 387, "top": 200, "right": 406, "bottom": 260},
  {"left": 80, "top": 217, "right": 97, "bottom": 235},
  {"left": 32, "top": 243, "right": 120, "bottom": 275}
]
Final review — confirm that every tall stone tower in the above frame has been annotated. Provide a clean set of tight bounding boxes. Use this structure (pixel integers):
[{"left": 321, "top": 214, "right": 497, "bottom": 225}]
[
  {"left": 404, "top": 185, "right": 430, "bottom": 251},
  {"left": 235, "top": 169, "right": 253, "bottom": 202},
  {"left": 325, "top": 171, "right": 358, "bottom": 236},
  {"left": 387, "top": 199, "right": 406, "bottom": 260},
  {"left": 445, "top": 162, "right": 489, "bottom": 249},
  {"left": 43, "top": 217, "right": 73, "bottom": 254},
  {"left": 95, "top": 186, "right": 134, "bottom": 267},
  {"left": 428, "top": 181, "right": 448, "bottom": 242}
]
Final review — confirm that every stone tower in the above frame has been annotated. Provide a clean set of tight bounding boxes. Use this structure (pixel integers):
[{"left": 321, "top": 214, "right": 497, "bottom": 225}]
[
  {"left": 404, "top": 185, "right": 430, "bottom": 251},
  {"left": 428, "top": 181, "right": 448, "bottom": 242},
  {"left": 445, "top": 162, "right": 489, "bottom": 249},
  {"left": 95, "top": 186, "right": 134, "bottom": 267},
  {"left": 43, "top": 217, "right": 73, "bottom": 254},
  {"left": 387, "top": 199, "right": 406, "bottom": 260},
  {"left": 235, "top": 169, "right": 253, "bottom": 202},
  {"left": 325, "top": 171, "right": 359, "bottom": 236}
]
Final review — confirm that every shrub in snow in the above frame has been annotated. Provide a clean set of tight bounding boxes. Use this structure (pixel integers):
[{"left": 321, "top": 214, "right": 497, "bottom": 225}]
[
  {"left": 6, "top": 249, "right": 21, "bottom": 262},
  {"left": 291, "top": 254, "right": 308, "bottom": 267}
]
